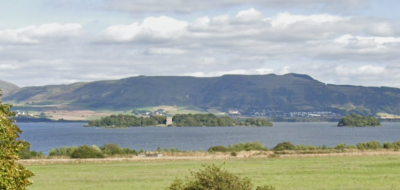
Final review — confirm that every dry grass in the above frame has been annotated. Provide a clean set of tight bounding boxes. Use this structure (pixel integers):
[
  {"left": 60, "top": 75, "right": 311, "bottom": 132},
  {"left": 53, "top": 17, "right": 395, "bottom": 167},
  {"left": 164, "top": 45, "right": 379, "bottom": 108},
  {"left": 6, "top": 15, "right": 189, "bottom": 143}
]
[
  {"left": 19, "top": 150, "right": 400, "bottom": 166},
  {"left": 45, "top": 110, "right": 111, "bottom": 120},
  {"left": 377, "top": 112, "right": 400, "bottom": 119}
]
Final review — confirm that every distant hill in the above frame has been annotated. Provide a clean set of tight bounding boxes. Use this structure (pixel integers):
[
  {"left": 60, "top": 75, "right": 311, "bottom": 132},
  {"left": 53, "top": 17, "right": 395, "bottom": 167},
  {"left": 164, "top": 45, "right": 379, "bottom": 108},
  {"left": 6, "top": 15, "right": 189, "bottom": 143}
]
[
  {"left": 4, "top": 74, "right": 400, "bottom": 115},
  {"left": 0, "top": 80, "right": 19, "bottom": 96}
]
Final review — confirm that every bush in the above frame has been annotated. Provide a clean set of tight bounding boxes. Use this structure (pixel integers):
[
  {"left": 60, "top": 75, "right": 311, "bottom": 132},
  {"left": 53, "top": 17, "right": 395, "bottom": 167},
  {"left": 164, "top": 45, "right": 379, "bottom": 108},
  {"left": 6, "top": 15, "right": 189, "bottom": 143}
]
[
  {"left": 168, "top": 165, "right": 248, "bottom": 190},
  {"left": 231, "top": 152, "right": 237, "bottom": 157},
  {"left": 30, "top": 151, "right": 45, "bottom": 158},
  {"left": 228, "top": 141, "right": 267, "bottom": 151},
  {"left": 209, "top": 142, "right": 268, "bottom": 153},
  {"left": 19, "top": 148, "right": 33, "bottom": 159},
  {"left": 273, "top": 142, "right": 296, "bottom": 151},
  {"left": 296, "top": 145, "right": 319, "bottom": 151},
  {"left": 121, "top": 148, "right": 138, "bottom": 155},
  {"left": 102, "top": 144, "right": 122, "bottom": 155},
  {"left": 20, "top": 148, "right": 45, "bottom": 159},
  {"left": 356, "top": 140, "right": 382, "bottom": 150},
  {"left": 49, "top": 147, "right": 78, "bottom": 157},
  {"left": 70, "top": 145, "right": 105, "bottom": 159},
  {"left": 167, "top": 164, "right": 274, "bottom": 190},
  {"left": 334, "top": 144, "right": 347, "bottom": 151},
  {"left": 256, "top": 185, "right": 276, "bottom": 190},
  {"left": 385, "top": 141, "right": 400, "bottom": 149},
  {"left": 208, "top": 145, "right": 229, "bottom": 152}
]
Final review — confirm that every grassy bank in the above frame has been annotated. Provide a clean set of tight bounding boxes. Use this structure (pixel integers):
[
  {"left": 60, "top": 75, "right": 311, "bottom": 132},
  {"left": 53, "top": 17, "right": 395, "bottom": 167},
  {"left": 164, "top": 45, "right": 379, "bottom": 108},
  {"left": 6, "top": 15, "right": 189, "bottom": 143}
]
[{"left": 26, "top": 155, "right": 400, "bottom": 190}]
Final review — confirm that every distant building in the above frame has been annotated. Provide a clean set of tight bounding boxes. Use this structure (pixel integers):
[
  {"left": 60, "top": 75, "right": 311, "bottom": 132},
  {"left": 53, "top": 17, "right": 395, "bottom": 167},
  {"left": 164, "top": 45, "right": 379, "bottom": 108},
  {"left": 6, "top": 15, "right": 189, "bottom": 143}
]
[
  {"left": 166, "top": 117, "right": 173, "bottom": 125},
  {"left": 228, "top": 110, "right": 241, "bottom": 115}
]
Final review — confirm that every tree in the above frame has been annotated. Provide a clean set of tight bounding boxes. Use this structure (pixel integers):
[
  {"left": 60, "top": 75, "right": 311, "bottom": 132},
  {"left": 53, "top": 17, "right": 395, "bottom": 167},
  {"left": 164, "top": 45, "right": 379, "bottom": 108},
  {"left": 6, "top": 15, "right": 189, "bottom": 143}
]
[{"left": 0, "top": 93, "right": 34, "bottom": 189}]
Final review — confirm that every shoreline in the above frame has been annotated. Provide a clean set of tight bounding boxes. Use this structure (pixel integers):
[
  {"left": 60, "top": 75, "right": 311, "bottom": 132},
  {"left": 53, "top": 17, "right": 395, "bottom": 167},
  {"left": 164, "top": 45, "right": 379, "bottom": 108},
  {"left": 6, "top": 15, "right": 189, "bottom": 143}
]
[{"left": 19, "top": 150, "right": 400, "bottom": 165}]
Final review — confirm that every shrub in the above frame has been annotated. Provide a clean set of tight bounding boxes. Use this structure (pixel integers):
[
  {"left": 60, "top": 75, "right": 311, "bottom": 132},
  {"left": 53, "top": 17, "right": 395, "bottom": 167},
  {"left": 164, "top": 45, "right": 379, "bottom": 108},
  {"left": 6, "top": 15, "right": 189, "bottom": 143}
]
[
  {"left": 231, "top": 152, "right": 237, "bottom": 157},
  {"left": 229, "top": 141, "right": 267, "bottom": 151},
  {"left": 168, "top": 164, "right": 252, "bottom": 190},
  {"left": 70, "top": 145, "right": 105, "bottom": 159},
  {"left": 102, "top": 144, "right": 122, "bottom": 155},
  {"left": 49, "top": 147, "right": 78, "bottom": 157},
  {"left": 356, "top": 140, "right": 382, "bottom": 150},
  {"left": 19, "top": 148, "right": 33, "bottom": 159},
  {"left": 273, "top": 142, "right": 296, "bottom": 151},
  {"left": 20, "top": 148, "right": 45, "bottom": 159},
  {"left": 167, "top": 164, "right": 274, "bottom": 190},
  {"left": 334, "top": 144, "right": 347, "bottom": 151},
  {"left": 121, "top": 148, "right": 138, "bottom": 155},
  {"left": 383, "top": 141, "right": 400, "bottom": 149},
  {"left": 30, "top": 151, "right": 45, "bottom": 158},
  {"left": 208, "top": 145, "right": 229, "bottom": 152},
  {"left": 256, "top": 185, "right": 276, "bottom": 190},
  {"left": 296, "top": 145, "right": 319, "bottom": 151}
]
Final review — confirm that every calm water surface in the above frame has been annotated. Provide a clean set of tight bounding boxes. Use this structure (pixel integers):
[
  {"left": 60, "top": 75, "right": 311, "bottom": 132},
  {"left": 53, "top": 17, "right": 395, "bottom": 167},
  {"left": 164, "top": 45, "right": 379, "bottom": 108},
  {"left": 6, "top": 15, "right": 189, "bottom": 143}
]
[{"left": 18, "top": 122, "right": 400, "bottom": 154}]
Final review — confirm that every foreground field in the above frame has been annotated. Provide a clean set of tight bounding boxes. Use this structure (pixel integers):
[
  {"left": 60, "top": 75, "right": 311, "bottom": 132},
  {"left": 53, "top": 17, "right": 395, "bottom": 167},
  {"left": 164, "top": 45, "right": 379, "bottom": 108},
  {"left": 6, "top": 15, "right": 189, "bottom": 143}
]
[{"left": 26, "top": 155, "right": 400, "bottom": 190}]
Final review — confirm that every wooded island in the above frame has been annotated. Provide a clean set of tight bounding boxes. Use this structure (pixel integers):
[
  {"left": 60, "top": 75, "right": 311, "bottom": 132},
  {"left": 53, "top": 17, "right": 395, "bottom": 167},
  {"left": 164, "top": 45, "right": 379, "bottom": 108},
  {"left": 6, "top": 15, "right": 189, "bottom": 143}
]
[
  {"left": 337, "top": 114, "right": 381, "bottom": 127},
  {"left": 86, "top": 113, "right": 273, "bottom": 127}
]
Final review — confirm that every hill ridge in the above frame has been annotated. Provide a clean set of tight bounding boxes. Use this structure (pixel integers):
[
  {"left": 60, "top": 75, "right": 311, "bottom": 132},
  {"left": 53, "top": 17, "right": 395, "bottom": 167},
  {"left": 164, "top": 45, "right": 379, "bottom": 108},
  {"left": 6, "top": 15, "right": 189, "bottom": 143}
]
[
  {"left": 0, "top": 80, "right": 20, "bottom": 96},
  {"left": 4, "top": 74, "right": 400, "bottom": 115}
]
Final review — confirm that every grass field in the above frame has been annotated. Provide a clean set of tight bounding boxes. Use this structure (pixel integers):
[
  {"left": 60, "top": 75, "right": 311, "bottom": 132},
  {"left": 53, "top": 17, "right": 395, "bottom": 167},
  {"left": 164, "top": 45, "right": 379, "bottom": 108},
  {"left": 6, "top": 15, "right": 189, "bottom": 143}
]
[{"left": 26, "top": 155, "right": 400, "bottom": 190}]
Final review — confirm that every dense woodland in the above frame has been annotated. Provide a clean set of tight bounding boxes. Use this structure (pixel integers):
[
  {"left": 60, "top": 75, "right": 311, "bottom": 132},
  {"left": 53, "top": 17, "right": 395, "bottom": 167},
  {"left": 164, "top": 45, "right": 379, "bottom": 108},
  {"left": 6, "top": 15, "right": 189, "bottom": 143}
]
[
  {"left": 86, "top": 114, "right": 273, "bottom": 127},
  {"left": 337, "top": 113, "right": 381, "bottom": 127}
]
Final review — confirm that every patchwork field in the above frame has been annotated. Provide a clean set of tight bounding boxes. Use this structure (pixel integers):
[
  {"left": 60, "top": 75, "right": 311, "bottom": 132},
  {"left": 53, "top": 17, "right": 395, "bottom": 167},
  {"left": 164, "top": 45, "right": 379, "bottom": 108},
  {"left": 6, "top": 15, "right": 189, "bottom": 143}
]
[{"left": 25, "top": 155, "right": 400, "bottom": 190}]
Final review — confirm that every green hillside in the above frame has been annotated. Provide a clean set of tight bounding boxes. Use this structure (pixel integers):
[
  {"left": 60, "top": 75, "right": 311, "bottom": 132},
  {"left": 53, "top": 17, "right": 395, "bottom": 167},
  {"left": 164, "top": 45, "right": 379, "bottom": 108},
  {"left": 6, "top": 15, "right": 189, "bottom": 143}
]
[
  {"left": 5, "top": 74, "right": 400, "bottom": 115},
  {"left": 0, "top": 80, "right": 19, "bottom": 96}
]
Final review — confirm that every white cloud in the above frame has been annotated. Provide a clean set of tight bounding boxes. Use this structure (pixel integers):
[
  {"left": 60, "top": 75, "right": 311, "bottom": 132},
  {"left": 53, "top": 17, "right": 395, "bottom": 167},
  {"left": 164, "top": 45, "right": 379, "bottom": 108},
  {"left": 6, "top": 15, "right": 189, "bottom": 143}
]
[
  {"left": 0, "top": 23, "right": 82, "bottom": 44},
  {"left": 147, "top": 48, "right": 186, "bottom": 55},
  {"left": 0, "top": 64, "right": 20, "bottom": 70},
  {"left": 269, "top": 12, "right": 346, "bottom": 27},
  {"left": 97, "top": 16, "right": 188, "bottom": 42},
  {"left": 2, "top": 8, "right": 400, "bottom": 88},
  {"left": 335, "top": 35, "right": 400, "bottom": 47},
  {"left": 335, "top": 65, "right": 386, "bottom": 76},
  {"left": 235, "top": 8, "right": 264, "bottom": 24},
  {"left": 104, "top": 0, "right": 372, "bottom": 14}
]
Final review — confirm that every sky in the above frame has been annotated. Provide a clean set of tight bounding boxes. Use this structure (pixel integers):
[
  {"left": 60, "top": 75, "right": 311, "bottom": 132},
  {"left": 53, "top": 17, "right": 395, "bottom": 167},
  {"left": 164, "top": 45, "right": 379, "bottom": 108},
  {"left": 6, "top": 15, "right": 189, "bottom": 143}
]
[{"left": 1, "top": 0, "right": 400, "bottom": 87}]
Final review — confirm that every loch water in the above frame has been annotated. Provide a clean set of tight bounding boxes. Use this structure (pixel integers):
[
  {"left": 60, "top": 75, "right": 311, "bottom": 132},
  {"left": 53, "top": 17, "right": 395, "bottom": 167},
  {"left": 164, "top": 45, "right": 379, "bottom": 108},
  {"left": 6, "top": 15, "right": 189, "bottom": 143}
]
[{"left": 18, "top": 122, "right": 400, "bottom": 154}]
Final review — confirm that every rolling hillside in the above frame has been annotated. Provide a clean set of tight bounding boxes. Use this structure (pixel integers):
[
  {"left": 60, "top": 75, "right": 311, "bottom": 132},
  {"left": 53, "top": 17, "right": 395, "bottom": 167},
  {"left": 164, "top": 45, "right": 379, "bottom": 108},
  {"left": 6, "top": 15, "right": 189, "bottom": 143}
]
[
  {"left": 0, "top": 80, "right": 19, "bottom": 96},
  {"left": 4, "top": 74, "right": 400, "bottom": 115}
]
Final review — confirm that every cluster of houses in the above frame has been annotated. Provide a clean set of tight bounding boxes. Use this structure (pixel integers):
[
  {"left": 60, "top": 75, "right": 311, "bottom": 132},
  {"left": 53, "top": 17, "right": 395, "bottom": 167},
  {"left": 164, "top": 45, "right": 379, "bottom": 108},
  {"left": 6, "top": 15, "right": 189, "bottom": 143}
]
[
  {"left": 131, "top": 109, "right": 166, "bottom": 116},
  {"left": 227, "top": 108, "right": 342, "bottom": 118},
  {"left": 289, "top": 111, "right": 334, "bottom": 117},
  {"left": 228, "top": 110, "right": 241, "bottom": 115},
  {"left": 15, "top": 110, "right": 35, "bottom": 117}
]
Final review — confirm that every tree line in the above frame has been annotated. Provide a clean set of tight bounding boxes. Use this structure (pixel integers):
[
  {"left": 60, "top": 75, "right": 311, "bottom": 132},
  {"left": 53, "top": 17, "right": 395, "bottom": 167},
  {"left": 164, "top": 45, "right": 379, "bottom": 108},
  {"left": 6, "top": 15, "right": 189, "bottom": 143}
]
[
  {"left": 86, "top": 115, "right": 166, "bottom": 127},
  {"left": 172, "top": 114, "right": 273, "bottom": 127}
]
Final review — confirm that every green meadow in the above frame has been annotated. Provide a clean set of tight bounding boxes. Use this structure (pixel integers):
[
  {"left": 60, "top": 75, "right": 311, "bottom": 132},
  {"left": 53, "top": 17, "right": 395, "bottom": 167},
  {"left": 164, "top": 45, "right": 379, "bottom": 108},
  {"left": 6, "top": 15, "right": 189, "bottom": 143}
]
[{"left": 26, "top": 156, "right": 400, "bottom": 190}]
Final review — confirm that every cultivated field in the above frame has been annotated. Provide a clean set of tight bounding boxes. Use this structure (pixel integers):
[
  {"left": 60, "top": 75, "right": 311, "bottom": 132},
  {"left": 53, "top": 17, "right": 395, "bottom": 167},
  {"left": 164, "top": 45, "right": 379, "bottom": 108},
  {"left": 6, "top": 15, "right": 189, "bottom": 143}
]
[{"left": 25, "top": 155, "right": 400, "bottom": 190}]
